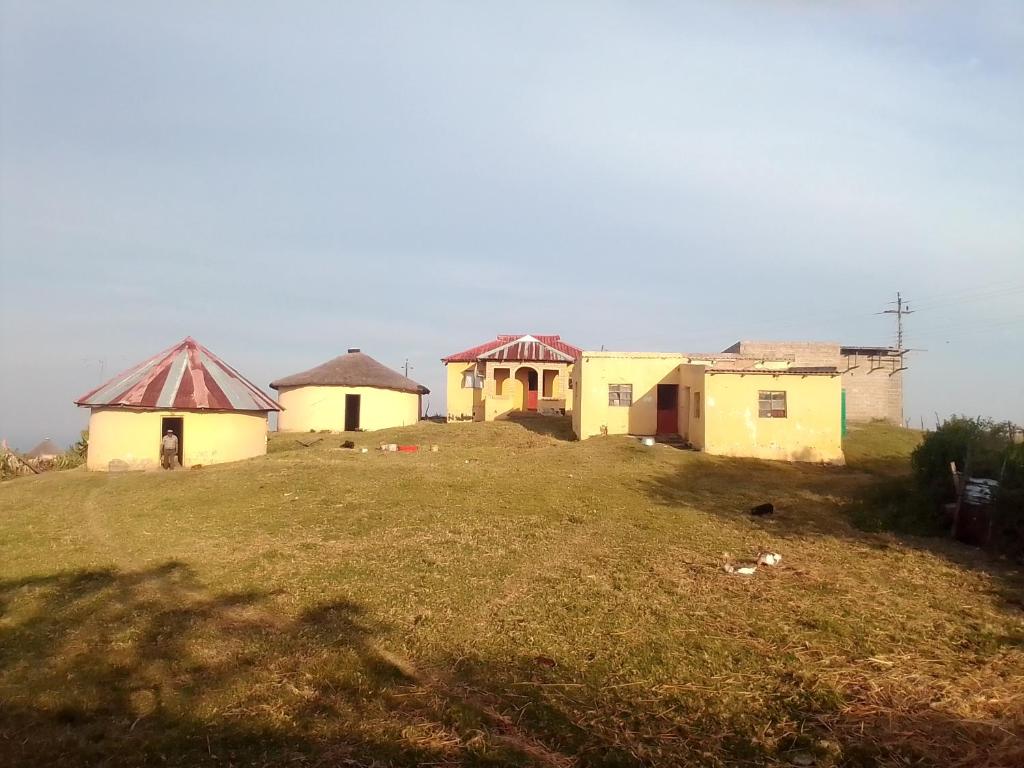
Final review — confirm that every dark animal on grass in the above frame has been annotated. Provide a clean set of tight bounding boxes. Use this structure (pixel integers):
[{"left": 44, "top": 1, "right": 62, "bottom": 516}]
[{"left": 750, "top": 502, "right": 774, "bottom": 517}]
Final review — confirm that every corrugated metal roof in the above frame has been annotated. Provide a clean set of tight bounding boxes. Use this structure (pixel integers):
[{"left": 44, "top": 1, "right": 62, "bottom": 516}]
[
  {"left": 442, "top": 334, "right": 582, "bottom": 363},
  {"left": 706, "top": 366, "right": 840, "bottom": 376},
  {"left": 75, "top": 337, "right": 280, "bottom": 412},
  {"left": 840, "top": 345, "right": 904, "bottom": 356}
]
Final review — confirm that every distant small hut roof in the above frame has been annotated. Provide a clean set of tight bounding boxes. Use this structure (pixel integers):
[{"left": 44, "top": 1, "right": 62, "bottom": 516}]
[
  {"left": 75, "top": 337, "right": 280, "bottom": 412},
  {"left": 26, "top": 438, "right": 63, "bottom": 458},
  {"left": 270, "top": 349, "right": 429, "bottom": 394}
]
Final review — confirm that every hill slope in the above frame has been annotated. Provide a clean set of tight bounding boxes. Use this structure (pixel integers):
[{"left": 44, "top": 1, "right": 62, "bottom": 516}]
[{"left": 1, "top": 419, "right": 1021, "bottom": 767}]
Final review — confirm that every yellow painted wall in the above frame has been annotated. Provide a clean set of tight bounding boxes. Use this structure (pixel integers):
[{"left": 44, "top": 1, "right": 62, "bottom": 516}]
[
  {"left": 86, "top": 407, "right": 269, "bottom": 471},
  {"left": 445, "top": 363, "right": 478, "bottom": 421},
  {"left": 573, "top": 354, "right": 843, "bottom": 463},
  {"left": 277, "top": 385, "right": 420, "bottom": 432},
  {"left": 447, "top": 360, "right": 573, "bottom": 422},
  {"left": 572, "top": 353, "right": 685, "bottom": 439},
  {"left": 702, "top": 373, "right": 844, "bottom": 463},
  {"left": 679, "top": 364, "right": 705, "bottom": 447}
]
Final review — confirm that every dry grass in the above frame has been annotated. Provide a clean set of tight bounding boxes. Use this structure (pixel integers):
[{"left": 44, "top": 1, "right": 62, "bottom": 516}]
[{"left": 0, "top": 417, "right": 1021, "bottom": 767}]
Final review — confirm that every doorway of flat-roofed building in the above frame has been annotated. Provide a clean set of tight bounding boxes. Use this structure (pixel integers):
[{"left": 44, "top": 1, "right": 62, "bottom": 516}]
[
  {"left": 656, "top": 384, "right": 679, "bottom": 435},
  {"left": 344, "top": 394, "right": 361, "bottom": 431},
  {"left": 161, "top": 417, "right": 184, "bottom": 467}
]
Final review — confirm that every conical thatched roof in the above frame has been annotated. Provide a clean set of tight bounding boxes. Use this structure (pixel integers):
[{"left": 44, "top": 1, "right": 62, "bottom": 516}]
[
  {"left": 26, "top": 438, "right": 63, "bottom": 458},
  {"left": 270, "top": 349, "right": 429, "bottom": 394}
]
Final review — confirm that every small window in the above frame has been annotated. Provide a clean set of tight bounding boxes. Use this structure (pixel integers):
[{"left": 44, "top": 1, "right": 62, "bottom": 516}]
[
  {"left": 758, "top": 390, "right": 787, "bottom": 418},
  {"left": 462, "top": 372, "right": 483, "bottom": 389},
  {"left": 608, "top": 384, "right": 632, "bottom": 406},
  {"left": 694, "top": 392, "right": 701, "bottom": 418}
]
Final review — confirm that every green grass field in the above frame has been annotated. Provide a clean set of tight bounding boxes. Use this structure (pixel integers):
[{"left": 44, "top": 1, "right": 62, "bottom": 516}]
[{"left": 1, "top": 419, "right": 1021, "bottom": 767}]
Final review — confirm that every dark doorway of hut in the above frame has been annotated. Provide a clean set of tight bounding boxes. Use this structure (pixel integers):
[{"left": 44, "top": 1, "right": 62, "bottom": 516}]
[
  {"left": 161, "top": 417, "right": 184, "bottom": 467},
  {"left": 344, "top": 394, "right": 361, "bottom": 431}
]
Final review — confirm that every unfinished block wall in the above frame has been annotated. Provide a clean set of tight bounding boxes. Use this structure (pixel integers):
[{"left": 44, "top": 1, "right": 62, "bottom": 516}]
[{"left": 728, "top": 341, "right": 903, "bottom": 425}]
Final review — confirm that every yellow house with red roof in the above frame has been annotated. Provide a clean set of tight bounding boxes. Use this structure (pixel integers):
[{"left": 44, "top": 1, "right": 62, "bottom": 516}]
[{"left": 442, "top": 334, "right": 581, "bottom": 422}]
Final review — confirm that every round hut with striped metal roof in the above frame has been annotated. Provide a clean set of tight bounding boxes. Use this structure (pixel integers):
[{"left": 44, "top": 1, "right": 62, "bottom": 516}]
[
  {"left": 271, "top": 348, "right": 428, "bottom": 432},
  {"left": 75, "top": 337, "right": 280, "bottom": 471}
]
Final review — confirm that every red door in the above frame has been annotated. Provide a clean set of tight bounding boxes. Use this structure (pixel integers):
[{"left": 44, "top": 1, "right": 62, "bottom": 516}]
[
  {"left": 656, "top": 384, "right": 679, "bottom": 435},
  {"left": 526, "top": 369, "right": 539, "bottom": 411}
]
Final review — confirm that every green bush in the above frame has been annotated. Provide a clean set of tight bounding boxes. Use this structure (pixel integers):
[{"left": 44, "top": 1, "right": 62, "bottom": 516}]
[
  {"left": 911, "top": 417, "right": 1013, "bottom": 503},
  {"left": 910, "top": 418, "right": 1023, "bottom": 558}
]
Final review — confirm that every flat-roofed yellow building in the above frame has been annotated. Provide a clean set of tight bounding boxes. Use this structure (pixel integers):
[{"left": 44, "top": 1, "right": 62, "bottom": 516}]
[
  {"left": 271, "top": 348, "right": 428, "bottom": 433},
  {"left": 572, "top": 350, "right": 844, "bottom": 463}
]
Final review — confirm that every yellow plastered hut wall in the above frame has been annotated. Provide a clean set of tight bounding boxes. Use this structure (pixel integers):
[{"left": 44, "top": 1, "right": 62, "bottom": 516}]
[
  {"left": 86, "top": 408, "right": 269, "bottom": 471},
  {"left": 276, "top": 386, "right": 421, "bottom": 432},
  {"left": 572, "top": 352, "right": 685, "bottom": 439},
  {"left": 702, "top": 372, "right": 844, "bottom": 463}
]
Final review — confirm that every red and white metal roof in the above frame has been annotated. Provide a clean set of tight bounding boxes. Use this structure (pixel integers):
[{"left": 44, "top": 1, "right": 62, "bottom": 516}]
[
  {"left": 442, "top": 334, "right": 582, "bottom": 363},
  {"left": 75, "top": 337, "right": 280, "bottom": 412}
]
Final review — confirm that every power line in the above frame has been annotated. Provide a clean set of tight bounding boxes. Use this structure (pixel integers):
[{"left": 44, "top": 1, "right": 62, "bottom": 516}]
[
  {"left": 911, "top": 284, "right": 1024, "bottom": 312},
  {"left": 905, "top": 279, "right": 1024, "bottom": 307},
  {"left": 912, "top": 314, "right": 1024, "bottom": 342}
]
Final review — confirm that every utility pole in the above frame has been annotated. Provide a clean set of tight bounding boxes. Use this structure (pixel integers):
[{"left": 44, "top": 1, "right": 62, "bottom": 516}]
[
  {"left": 403, "top": 359, "right": 412, "bottom": 378},
  {"left": 881, "top": 291, "right": 913, "bottom": 351}
]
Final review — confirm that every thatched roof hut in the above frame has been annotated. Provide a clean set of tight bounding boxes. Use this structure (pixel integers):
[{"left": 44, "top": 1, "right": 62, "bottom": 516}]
[
  {"left": 270, "top": 349, "right": 428, "bottom": 394},
  {"left": 26, "top": 438, "right": 63, "bottom": 460},
  {"left": 271, "top": 349, "right": 428, "bottom": 432}
]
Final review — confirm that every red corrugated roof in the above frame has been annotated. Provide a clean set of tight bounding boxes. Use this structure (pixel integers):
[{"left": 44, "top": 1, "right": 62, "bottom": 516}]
[
  {"left": 75, "top": 337, "right": 280, "bottom": 412},
  {"left": 442, "top": 334, "right": 582, "bottom": 363}
]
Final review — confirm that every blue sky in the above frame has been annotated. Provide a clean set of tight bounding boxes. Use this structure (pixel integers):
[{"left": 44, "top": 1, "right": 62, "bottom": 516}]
[{"left": 1, "top": 1, "right": 1022, "bottom": 449}]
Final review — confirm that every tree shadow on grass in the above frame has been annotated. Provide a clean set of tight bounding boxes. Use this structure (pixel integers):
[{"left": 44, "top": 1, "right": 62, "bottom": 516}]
[
  {"left": 0, "top": 563, "right": 505, "bottom": 766},
  {"left": 0, "top": 562, "right": 612, "bottom": 767},
  {"left": 2, "top": 562, "right": 1021, "bottom": 767}
]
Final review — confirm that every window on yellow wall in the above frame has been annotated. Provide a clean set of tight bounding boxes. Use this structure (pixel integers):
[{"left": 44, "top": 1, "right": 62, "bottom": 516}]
[
  {"left": 758, "top": 390, "right": 787, "bottom": 418},
  {"left": 462, "top": 372, "right": 483, "bottom": 389},
  {"left": 694, "top": 392, "right": 701, "bottom": 418},
  {"left": 608, "top": 384, "right": 632, "bottom": 406}
]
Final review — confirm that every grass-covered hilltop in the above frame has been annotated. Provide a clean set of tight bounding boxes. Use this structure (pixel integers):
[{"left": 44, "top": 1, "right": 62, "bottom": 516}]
[{"left": 1, "top": 418, "right": 1021, "bottom": 767}]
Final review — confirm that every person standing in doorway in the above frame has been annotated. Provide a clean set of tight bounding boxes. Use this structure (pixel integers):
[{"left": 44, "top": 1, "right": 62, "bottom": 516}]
[{"left": 161, "top": 429, "right": 179, "bottom": 469}]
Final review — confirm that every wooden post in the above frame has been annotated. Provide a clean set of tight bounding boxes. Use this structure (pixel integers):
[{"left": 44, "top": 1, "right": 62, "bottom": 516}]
[{"left": 951, "top": 447, "right": 971, "bottom": 540}]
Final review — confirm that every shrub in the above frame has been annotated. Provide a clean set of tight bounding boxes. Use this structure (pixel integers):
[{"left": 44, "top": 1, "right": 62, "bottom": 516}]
[
  {"left": 910, "top": 418, "right": 1023, "bottom": 558},
  {"left": 911, "top": 417, "right": 1012, "bottom": 504}
]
